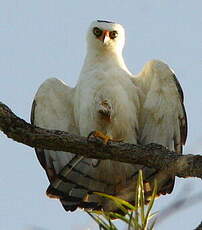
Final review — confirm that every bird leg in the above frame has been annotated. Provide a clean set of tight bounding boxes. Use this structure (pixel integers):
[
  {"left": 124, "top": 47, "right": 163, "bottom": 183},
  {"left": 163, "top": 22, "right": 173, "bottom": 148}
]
[
  {"left": 87, "top": 130, "right": 124, "bottom": 145},
  {"left": 87, "top": 100, "right": 124, "bottom": 144}
]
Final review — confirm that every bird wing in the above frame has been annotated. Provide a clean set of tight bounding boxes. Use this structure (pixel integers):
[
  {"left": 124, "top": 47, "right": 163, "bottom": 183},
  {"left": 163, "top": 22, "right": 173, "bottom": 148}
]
[
  {"left": 31, "top": 78, "right": 78, "bottom": 173},
  {"left": 133, "top": 60, "right": 187, "bottom": 153},
  {"left": 131, "top": 60, "right": 187, "bottom": 195},
  {"left": 31, "top": 78, "right": 108, "bottom": 211}
]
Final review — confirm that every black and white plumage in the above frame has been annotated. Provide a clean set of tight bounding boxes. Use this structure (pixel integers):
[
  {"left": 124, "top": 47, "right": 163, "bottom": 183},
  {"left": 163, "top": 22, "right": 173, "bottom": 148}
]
[{"left": 31, "top": 20, "right": 187, "bottom": 212}]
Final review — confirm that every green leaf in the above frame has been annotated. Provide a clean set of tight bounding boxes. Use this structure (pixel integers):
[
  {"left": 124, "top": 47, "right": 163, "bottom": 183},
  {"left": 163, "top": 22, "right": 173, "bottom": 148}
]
[
  {"left": 109, "top": 212, "right": 131, "bottom": 224},
  {"left": 128, "top": 211, "right": 134, "bottom": 230},
  {"left": 143, "top": 179, "right": 157, "bottom": 228},
  {"left": 148, "top": 217, "right": 157, "bottom": 230},
  {"left": 138, "top": 170, "right": 145, "bottom": 226},
  {"left": 88, "top": 170, "right": 157, "bottom": 230},
  {"left": 94, "top": 192, "right": 137, "bottom": 211},
  {"left": 87, "top": 212, "right": 111, "bottom": 230},
  {"left": 148, "top": 211, "right": 158, "bottom": 220}
]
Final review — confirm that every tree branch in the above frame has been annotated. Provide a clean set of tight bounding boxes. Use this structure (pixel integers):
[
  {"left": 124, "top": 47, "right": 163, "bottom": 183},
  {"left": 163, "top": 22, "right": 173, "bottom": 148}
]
[
  {"left": 195, "top": 221, "right": 202, "bottom": 230},
  {"left": 0, "top": 101, "right": 202, "bottom": 179}
]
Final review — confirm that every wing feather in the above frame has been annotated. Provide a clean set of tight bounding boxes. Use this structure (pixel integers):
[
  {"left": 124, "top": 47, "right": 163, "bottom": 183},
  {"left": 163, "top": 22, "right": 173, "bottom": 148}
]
[
  {"left": 133, "top": 60, "right": 187, "bottom": 153},
  {"left": 131, "top": 60, "right": 187, "bottom": 195},
  {"left": 171, "top": 73, "right": 188, "bottom": 146}
]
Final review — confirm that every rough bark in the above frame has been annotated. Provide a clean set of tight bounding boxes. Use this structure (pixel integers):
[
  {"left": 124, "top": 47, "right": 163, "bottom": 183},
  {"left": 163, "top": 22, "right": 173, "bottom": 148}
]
[{"left": 0, "top": 101, "right": 202, "bottom": 179}]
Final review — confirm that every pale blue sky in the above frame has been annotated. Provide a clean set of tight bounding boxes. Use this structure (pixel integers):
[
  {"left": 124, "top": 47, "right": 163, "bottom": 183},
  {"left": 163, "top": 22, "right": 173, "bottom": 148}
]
[{"left": 0, "top": 1, "right": 202, "bottom": 229}]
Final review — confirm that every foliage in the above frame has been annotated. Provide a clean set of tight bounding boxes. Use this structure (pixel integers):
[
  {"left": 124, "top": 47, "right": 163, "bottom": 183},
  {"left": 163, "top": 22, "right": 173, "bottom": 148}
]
[{"left": 87, "top": 170, "right": 157, "bottom": 230}]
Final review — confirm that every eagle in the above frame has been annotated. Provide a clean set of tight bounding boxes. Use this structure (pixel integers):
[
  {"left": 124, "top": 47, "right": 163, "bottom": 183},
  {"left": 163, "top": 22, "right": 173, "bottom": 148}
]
[{"left": 31, "top": 20, "right": 187, "bottom": 212}]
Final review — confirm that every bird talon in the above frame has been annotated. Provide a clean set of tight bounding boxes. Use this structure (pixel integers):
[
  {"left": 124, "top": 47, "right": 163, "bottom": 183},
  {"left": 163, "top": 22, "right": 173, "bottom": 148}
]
[
  {"left": 87, "top": 130, "right": 124, "bottom": 145},
  {"left": 87, "top": 130, "right": 109, "bottom": 144}
]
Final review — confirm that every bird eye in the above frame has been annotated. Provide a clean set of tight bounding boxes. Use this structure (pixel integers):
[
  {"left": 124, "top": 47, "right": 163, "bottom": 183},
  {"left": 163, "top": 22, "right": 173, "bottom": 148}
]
[
  {"left": 109, "top": 31, "right": 118, "bottom": 39},
  {"left": 93, "top": 27, "right": 102, "bottom": 37}
]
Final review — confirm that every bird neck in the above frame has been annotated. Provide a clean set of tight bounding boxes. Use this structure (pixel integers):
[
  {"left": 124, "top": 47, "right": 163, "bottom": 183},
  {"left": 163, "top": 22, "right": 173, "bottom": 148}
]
[{"left": 80, "top": 49, "right": 131, "bottom": 75}]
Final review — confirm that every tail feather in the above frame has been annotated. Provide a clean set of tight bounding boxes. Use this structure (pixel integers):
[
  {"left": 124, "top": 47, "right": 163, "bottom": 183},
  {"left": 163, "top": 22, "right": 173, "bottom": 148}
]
[{"left": 46, "top": 158, "right": 175, "bottom": 213}]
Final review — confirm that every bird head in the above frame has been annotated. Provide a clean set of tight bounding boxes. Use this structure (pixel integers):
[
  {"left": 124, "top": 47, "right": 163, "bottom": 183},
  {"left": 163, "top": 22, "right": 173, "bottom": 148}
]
[{"left": 86, "top": 20, "right": 125, "bottom": 54}]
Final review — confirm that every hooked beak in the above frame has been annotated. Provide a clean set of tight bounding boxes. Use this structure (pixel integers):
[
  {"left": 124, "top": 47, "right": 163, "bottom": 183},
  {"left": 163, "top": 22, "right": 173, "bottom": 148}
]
[{"left": 98, "top": 30, "right": 110, "bottom": 44}]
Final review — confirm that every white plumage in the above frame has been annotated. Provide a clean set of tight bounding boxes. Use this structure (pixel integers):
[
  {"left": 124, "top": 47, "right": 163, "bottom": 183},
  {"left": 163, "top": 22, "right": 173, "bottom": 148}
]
[{"left": 31, "top": 20, "right": 187, "bottom": 212}]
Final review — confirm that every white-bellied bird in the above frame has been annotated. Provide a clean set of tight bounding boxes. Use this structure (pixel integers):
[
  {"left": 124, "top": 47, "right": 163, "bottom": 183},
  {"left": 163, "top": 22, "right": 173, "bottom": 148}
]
[{"left": 31, "top": 20, "right": 187, "bottom": 212}]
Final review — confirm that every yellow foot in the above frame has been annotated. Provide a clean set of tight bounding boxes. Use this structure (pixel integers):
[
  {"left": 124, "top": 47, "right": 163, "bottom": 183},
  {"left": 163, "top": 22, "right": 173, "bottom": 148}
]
[{"left": 87, "top": 130, "right": 124, "bottom": 145}]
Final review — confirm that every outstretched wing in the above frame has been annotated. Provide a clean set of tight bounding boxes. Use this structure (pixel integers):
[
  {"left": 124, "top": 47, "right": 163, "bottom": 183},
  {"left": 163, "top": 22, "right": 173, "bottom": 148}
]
[
  {"left": 132, "top": 60, "right": 187, "bottom": 194},
  {"left": 31, "top": 78, "right": 107, "bottom": 211},
  {"left": 31, "top": 77, "right": 77, "bottom": 173},
  {"left": 134, "top": 60, "right": 187, "bottom": 153}
]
